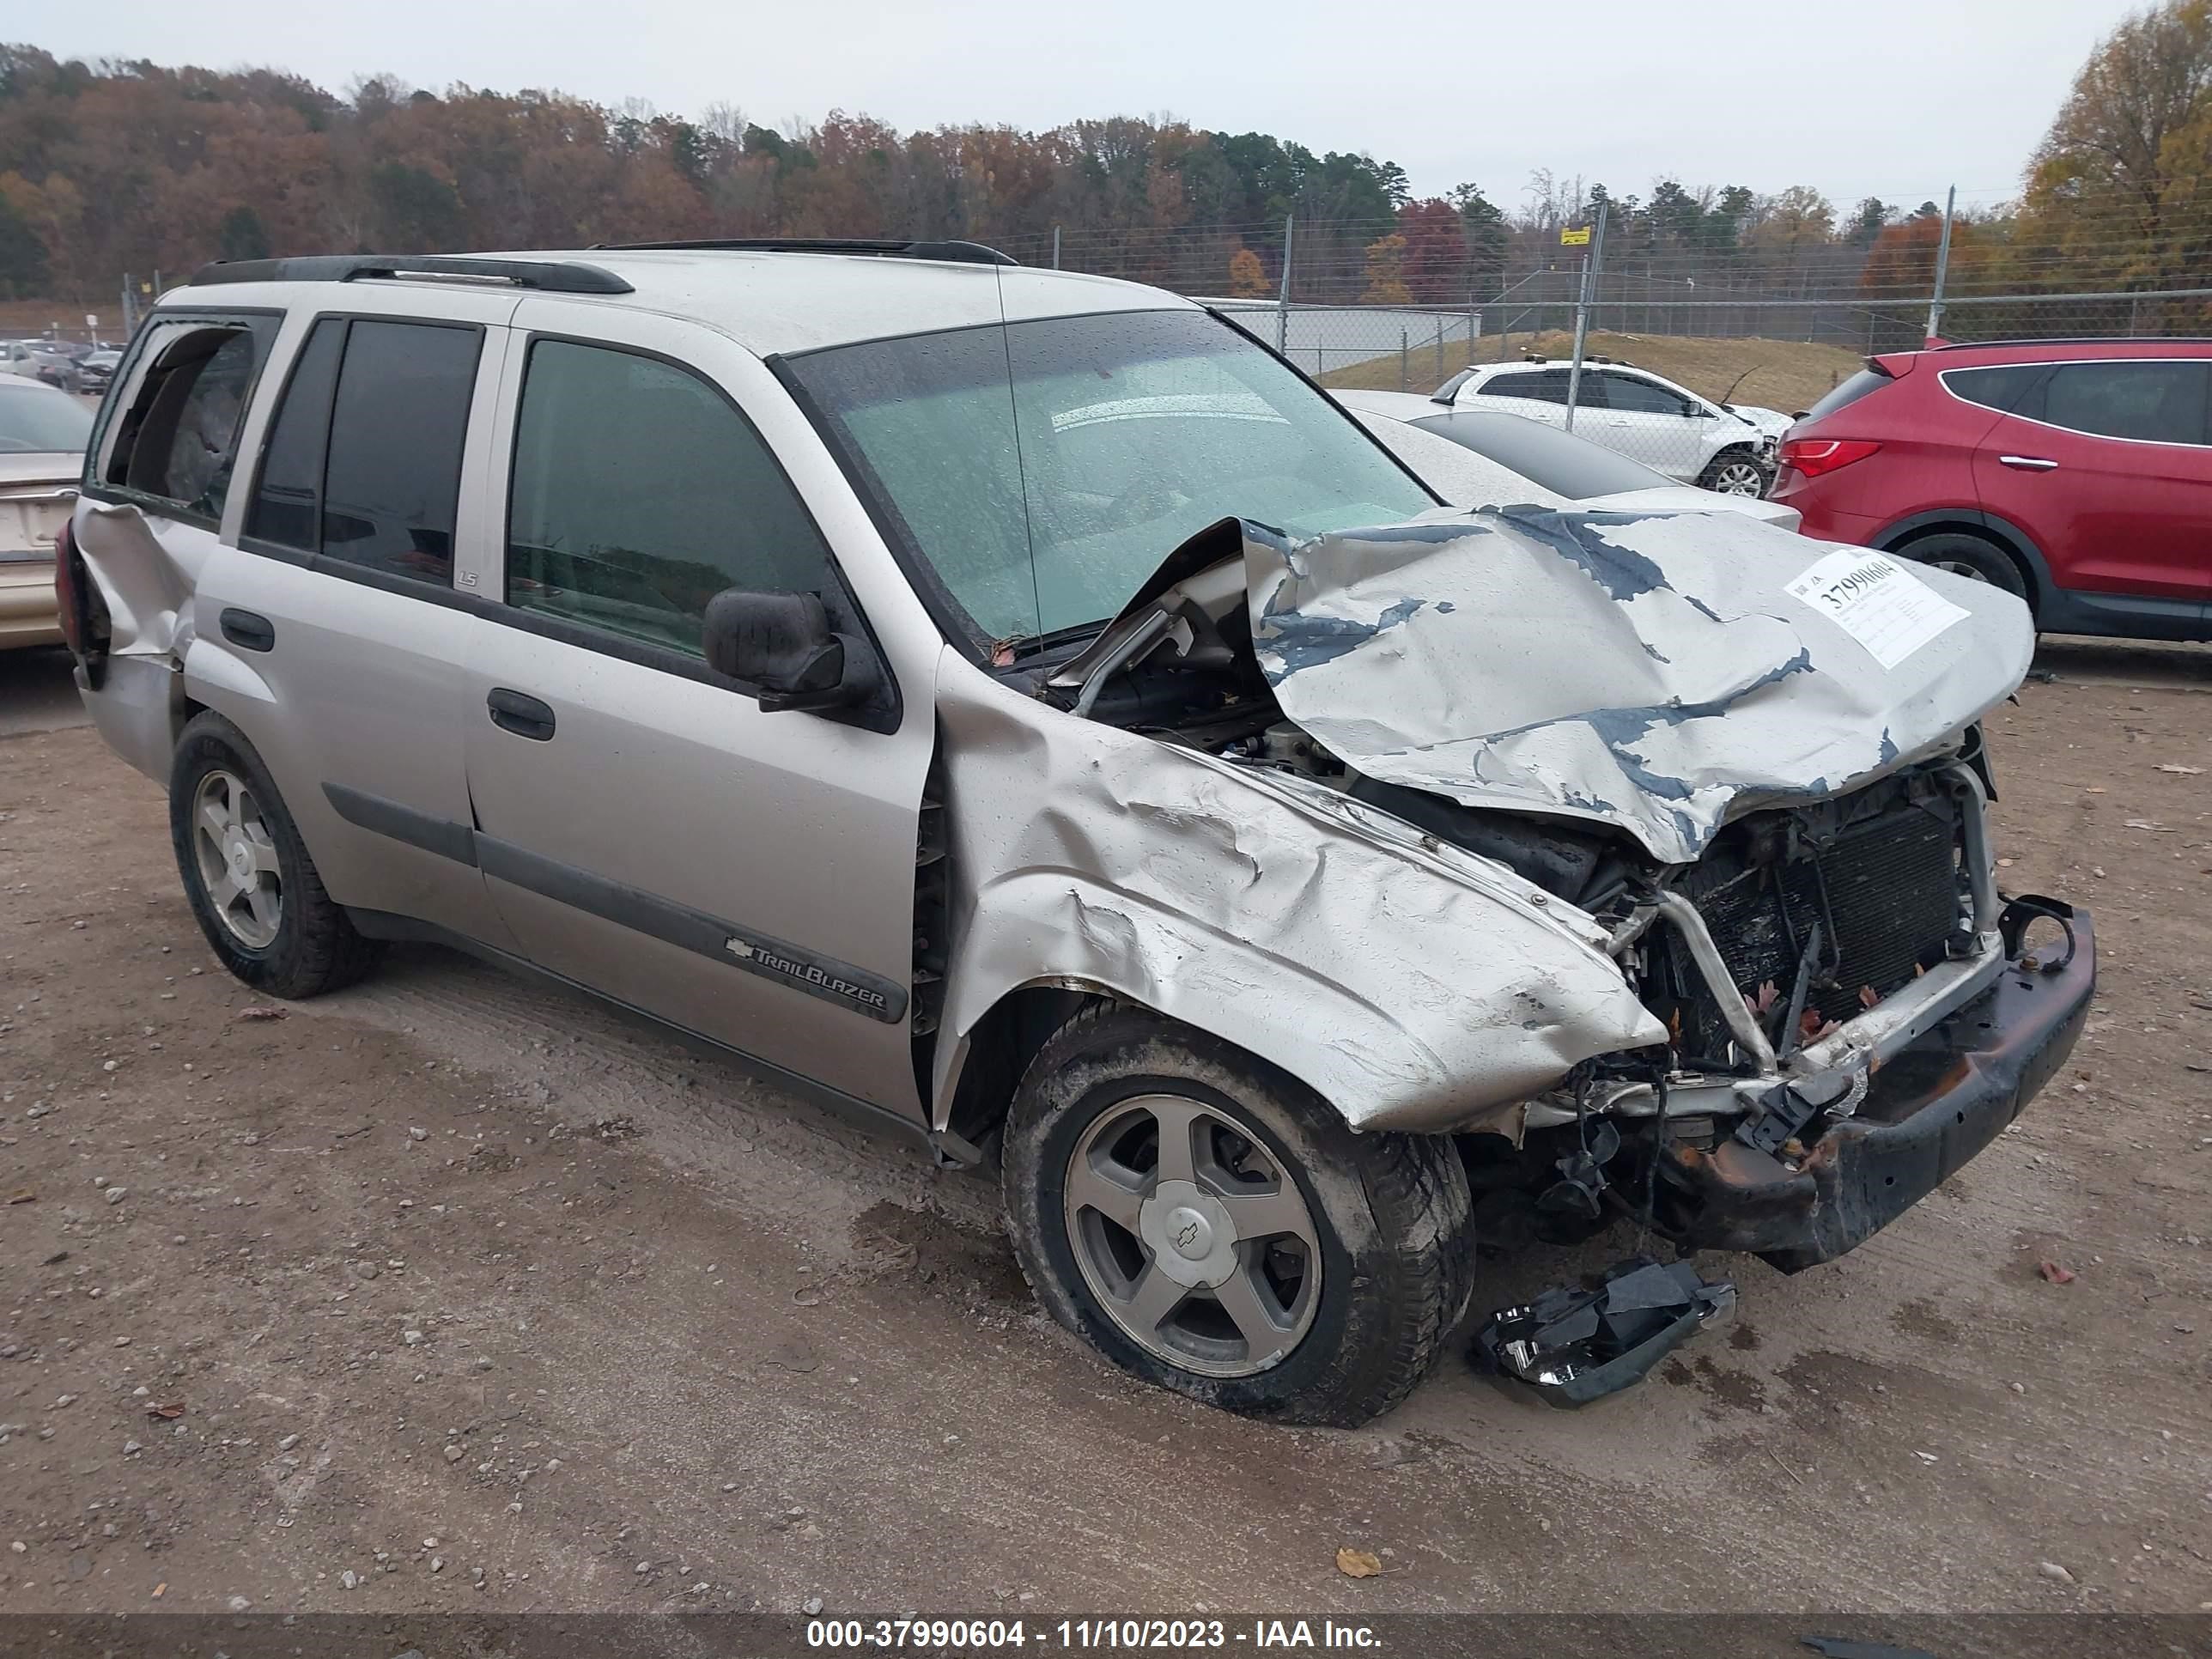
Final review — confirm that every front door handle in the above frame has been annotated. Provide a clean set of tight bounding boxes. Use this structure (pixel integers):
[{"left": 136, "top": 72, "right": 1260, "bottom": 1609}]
[
  {"left": 1998, "top": 454, "right": 2059, "bottom": 471},
  {"left": 219, "top": 608, "right": 275, "bottom": 652},
  {"left": 486, "top": 688, "right": 556, "bottom": 741}
]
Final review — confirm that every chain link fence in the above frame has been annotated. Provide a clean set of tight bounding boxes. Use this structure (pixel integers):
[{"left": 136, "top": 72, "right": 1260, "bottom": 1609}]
[{"left": 1081, "top": 209, "right": 2212, "bottom": 484}]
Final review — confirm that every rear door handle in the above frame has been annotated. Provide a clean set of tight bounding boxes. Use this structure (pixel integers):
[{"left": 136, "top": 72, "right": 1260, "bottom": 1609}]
[
  {"left": 1998, "top": 454, "right": 2058, "bottom": 471},
  {"left": 486, "top": 687, "right": 556, "bottom": 741},
  {"left": 219, "top": 608, "right": 275, "bottom": 653}
]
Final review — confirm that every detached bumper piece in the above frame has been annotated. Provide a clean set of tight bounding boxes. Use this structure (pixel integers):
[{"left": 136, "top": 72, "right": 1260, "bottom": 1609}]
[
  {"left": 1472, "top": 1256, "right": 1736, "bottom": 1407},
  {"left": 1666, "top": 898, "right": 2095, "bottom": 1271}
]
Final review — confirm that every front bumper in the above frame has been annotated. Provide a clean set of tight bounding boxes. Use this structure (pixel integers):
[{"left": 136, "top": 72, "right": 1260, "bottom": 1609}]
[{"left": 1662, "top": 902, "right": 2094, "bottom": 1271}]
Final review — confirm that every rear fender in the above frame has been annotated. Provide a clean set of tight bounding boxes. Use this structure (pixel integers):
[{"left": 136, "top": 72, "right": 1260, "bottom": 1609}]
[{"left": 71, "top": 500, "right": 199, "bottom": 660}]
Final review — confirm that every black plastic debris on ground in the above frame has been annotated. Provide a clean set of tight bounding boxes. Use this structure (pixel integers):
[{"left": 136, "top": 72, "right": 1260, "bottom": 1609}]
[
  {"left": 1802, "top": 1638, "right": 1940, "bottom": 1659},
  {"left": 1472, "top": 1255, "right": 1736, "bottom": 1407}
]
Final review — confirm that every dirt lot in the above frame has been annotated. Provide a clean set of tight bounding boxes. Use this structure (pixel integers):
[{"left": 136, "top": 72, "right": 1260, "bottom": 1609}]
[{"left": 1, "top": 641, "right": 2209, "bottom": 1623}]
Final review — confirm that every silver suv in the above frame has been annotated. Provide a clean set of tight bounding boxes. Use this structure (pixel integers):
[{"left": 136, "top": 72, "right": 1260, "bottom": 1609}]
[{"left": 59, "top": 244, "right": 2094, "bottom": 1425}]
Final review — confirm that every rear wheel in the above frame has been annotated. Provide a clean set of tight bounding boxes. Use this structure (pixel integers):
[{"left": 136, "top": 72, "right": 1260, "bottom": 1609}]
[
  {"left": 169, "top": 711, "right": 380, "bottom": 998},
  {"left": 1000, "top": 1004, "right": 1475, "bottom": 1426},
  {"left": 1895, "top": 532, "right": 2030, "bottom": 605}
]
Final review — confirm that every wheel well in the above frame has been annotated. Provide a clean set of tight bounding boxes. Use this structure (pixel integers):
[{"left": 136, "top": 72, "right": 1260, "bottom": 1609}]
[
  {"left": 1885, "top": 522, "right": 2039, "bottom": 611},
  {"left": 942, "top": 986, "right": 1105, "bottom": 1150}
]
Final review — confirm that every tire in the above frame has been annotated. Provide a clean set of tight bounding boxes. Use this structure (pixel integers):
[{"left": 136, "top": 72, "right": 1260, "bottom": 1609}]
[
  {"left": 1894, "top": 532, "right": 2031, "bottom": 605},
  {"left": 1000, "top": 1003, "right": 1476, "bottom": 1426},
  {"left": 168, "top": 710, "right": 380, "bottom": 998},
  {"left": 1698, "top": 448, "right": 1771, "bottom": 497}
]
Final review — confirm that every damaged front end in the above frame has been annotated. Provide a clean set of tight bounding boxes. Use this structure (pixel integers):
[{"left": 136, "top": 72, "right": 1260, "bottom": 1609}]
[{"left": 1016, "top": 504, "right": 2094, "bottom": 1282}]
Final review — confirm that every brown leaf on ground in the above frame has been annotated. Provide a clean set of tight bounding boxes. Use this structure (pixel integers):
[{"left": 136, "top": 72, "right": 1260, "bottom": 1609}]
[
  {"left": 6, "top": 1188, "right": 33, "bottom": 1205},
  {"left": 1334, "top": 1547, "right": 1384, "bottom": 1579},
  {"left": 2038, "top": 1261, "right": 2076, "bottom": 1285},
  {"left": 144, "top": 1401, "right": 185, "bottom": 1419},
  {"left": 235, "top": 1005, "right": 288, "bottom": 1021}
]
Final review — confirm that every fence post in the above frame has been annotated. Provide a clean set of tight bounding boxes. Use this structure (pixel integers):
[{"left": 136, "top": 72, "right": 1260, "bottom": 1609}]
[
  {"left": 1564, "top": 202, "right": 1608, "bottom": 434},
  {"left": 1924, "top": 185, "right": 1955, "bottom": 344},
  {"left": 1051, "top": 226, "right": 1060, "bottom": 270},
  {"left": 1399, "top": 328, "right": 1409, "bottom": 392},
  {"left": 1434, "top": 316, "right": 1445, "bottom": 380},
  {"left": 1275, "top": 216, "right": 1293, "bottom": 355}
]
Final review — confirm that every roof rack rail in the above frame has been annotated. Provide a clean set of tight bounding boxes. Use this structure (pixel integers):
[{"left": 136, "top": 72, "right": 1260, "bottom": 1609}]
[
  {"left": 591, "top": 237, "right": 1017, "bottom": 267},
  {"left": 1929, "top": 335, "right": 2212, "bottom": 349},
  {"left": 187, "top": 255, "right": 635, "bottom": 295}
]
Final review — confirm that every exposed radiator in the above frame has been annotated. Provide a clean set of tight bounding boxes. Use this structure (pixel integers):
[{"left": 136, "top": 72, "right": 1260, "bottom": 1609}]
[{"left": 1662, "top": 785, "right": 1963, "bottom": 1060}]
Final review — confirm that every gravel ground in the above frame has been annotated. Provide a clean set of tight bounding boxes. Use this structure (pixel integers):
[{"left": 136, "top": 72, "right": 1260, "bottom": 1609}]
[{"left": 0, "top": 639, "right": 2208, "bottom": 1622}]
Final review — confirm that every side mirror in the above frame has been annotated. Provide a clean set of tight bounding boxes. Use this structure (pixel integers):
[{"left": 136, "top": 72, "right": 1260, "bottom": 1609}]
[{"left": 702, "top": 588, "right": 878, "bottom": 714}]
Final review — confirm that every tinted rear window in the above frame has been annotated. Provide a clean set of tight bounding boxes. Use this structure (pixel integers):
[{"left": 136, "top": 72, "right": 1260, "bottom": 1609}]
[
  {"left": 2039, "top": 360, "right": 2209, "bottom": 445},
  {"left": 1802, "top": 367, "right": 1893, "bottom": 422},
  {"left": 318, "top": 320, "right": 480, "bottom": 584},
  {"left": 1942, "top": 364, "right": 2047, "bottom": 415}
]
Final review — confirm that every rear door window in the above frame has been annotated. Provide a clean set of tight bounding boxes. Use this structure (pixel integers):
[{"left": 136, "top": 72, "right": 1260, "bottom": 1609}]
[
  {"left": 244, "top": 317, "right": 481, "bottom": 584},
  {"left": 98, "top": 319, "right": 279, "bottom": 522},
  {"left": 2034, "top": 361, "right": 2209, "bottom": 445}
]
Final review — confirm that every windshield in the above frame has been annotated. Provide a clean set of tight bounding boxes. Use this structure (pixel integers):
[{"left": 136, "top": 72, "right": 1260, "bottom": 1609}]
[
  {"left": 1408, "top": 410, "right": 1675, "bottom": 498},
  {"left": 0, "top": 385, "right": 94, "bottom": 454},
  {"left": 786, "top": 308, "right": 1437, "bottom": 643}
]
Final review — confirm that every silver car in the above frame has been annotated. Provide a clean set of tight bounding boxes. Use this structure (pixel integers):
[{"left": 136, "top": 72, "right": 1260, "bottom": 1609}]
[{"left": 63, "top": 246, "right": 2094, "bottom": 1425}]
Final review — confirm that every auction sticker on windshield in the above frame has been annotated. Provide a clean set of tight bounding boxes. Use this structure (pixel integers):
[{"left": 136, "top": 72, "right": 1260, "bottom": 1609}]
[{"left": 1785, "top": 549, "right": 1971, "bottom": 669}]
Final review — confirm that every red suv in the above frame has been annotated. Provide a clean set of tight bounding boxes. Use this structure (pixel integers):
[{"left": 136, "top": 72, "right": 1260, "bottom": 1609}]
[{"left": 1771, "top": 339, "right": 2212, "bottom": 641}]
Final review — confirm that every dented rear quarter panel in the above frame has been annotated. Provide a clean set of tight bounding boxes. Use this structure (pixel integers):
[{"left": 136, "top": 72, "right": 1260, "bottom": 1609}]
[{"left": 929, "top": 653, "right": 1666, "bottom": 1135}]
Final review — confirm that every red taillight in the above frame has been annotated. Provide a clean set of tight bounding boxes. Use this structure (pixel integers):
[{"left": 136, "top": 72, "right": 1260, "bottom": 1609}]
[
  {"left": 1778, "top": 438, "right": 1882, "bottom": 478},
  {"left": 52, "top": 518, "right": 105, "bottom": 684},
  {"left": 52, "top": 518, "right": 84, "bottom": 655}
]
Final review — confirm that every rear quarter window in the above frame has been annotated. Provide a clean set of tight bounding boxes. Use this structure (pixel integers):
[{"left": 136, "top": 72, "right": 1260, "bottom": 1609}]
[
  {"left": 1941, "top": 363, "right": 2047, "bottom": 415},
  {"left": 97, "top": 316, "right": 280, "bottom": 522}
]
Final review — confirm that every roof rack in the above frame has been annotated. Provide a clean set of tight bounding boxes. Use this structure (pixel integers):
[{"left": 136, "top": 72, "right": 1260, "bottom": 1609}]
[
  {"left": 1928, "top": 336, "right": 2212, "bottom": 350},
  {"left": 591, "top": 237, "right": 1018, "bottom": 267},
  {"left": 187, "top": 255, "right": 635, "bottom": 295}
]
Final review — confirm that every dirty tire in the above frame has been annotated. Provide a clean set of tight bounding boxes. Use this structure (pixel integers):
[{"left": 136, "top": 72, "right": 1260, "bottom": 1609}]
[
  {"left": 1895, "top": 532, "right": 2031, "bottom": 605},
  {"left": 1698, "top": 447, "right": 1771, "bottom": 497},
  {"left": 169, "top": 710, "right": 380, "bottom": 998},
  {"left": 1000, "top": 1003, "right": 1475, "bottom": 1426}
]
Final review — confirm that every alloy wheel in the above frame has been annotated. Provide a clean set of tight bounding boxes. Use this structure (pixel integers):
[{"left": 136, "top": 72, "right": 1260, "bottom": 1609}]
[
  {"left": 191, "top": 769, "right": 283, "bottom": 949},
  {"left": 1063, "top": 1094, "right": 1322, "bottom": 1377},
  {"left": 1711, "top": 459, "right": 1766, "bottom": 495}
]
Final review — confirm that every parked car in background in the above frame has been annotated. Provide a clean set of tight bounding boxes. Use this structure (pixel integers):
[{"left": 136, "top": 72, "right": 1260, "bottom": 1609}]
[
  {"left": 1771, "top": 338, "right": 2212, "bottom": 641},
  {"left": 1424, "top": 358, "right": 1784, "bottom": 494},
  {"left": 1336, "top": 391, "right": 1802, "bottom": 528},
  {"left": 73, "top": 348, "right": 124, "bottom": 396},
  {"left": 0, "top": 376, "right": 93, "bottom": 647}
]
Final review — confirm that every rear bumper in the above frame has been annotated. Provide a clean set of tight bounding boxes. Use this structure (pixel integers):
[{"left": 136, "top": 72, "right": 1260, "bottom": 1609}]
[
  {"left": 1664, "top": 905, "right": 2094, "bottom": 1270},
  {"left": 0, "top": 562, "right": 60, "bottom": 647}
]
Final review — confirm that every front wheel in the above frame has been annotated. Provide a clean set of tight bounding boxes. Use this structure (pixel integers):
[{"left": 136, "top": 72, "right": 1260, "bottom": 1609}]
[
  {"left": 1699, "top": 448, "right": 1771, "bottom": 497},
  {"left": 1000, "top": 1005, "right": 1475, "bottom": 1426}
]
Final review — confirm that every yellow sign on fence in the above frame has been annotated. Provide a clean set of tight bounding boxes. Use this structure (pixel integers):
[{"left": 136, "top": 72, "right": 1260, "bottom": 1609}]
[{"left": 1559, "top": 225, "right": 1591, "bottom": 246}]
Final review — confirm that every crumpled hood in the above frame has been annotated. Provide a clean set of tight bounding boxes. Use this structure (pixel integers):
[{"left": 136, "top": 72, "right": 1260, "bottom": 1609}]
[{"left": 1236, "top": 506, "right": 2033, "bottom": 864}]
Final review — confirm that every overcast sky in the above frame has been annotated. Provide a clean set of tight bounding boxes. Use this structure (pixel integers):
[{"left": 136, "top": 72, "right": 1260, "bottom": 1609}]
[{"left": 12, "top": 0, "right": 2143, "bottom": 210}]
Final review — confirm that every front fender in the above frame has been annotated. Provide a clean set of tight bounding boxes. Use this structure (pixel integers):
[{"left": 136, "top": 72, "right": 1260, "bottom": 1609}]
[{"left": 931, "top": 665, "right": 1665, "bottom": 1135}]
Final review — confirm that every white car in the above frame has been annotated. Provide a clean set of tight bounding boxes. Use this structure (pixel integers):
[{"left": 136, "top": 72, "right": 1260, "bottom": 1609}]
[
  {"left": 1419, "top": 358, "right": 1784, "bottom": 494},
  {"left": 1334, "top": 391, "right": 1801, "bottom": 529}
]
